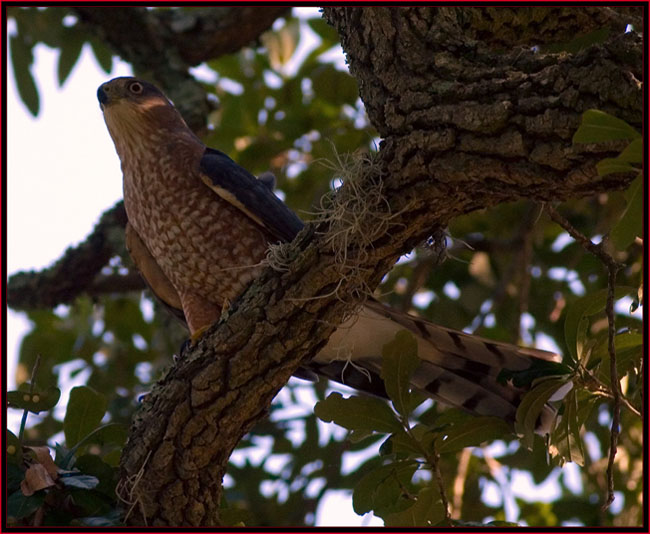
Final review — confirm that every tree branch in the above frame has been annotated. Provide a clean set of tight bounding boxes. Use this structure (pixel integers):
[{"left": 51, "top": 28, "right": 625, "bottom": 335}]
[
  {"left": 7, "top": 201, "right": 128, "bottom": 311},
  {"left": 73, "top": 6, "right": 289, "bottom": 131},
  {"left": 544, "top": 204, "right": 624, "bottom": 510}
]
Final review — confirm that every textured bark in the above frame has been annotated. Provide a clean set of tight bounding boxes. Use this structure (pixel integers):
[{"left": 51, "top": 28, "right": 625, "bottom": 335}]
[
  {"left": 324, "top": 7, "right": 641, "bottom": 197},
  {"left": 453, "top": 6, "right": 642, "bottom": 48},
  {"left": 9, "top": 6, "right": 642, "bottom": 526}
]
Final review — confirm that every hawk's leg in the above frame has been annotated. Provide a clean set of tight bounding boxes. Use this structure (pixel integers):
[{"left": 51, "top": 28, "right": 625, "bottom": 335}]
[{"left": 177, "top": 290, "right": 222, "bottom": 343}]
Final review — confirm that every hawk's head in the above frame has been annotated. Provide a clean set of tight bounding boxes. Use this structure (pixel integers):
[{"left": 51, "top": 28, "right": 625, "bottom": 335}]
[{"left": 98, "top": 77, "right": 197, "bottom": 157}]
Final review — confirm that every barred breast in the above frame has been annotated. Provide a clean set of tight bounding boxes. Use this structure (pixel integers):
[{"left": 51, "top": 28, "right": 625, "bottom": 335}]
[{"left": 122, "top": 139, "right": 271, "bottom": 311}]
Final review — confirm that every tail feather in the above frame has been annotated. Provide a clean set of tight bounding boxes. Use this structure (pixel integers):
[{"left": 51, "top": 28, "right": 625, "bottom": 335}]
[{"left": 311, "top": 300, "right": 561, "bottom": 432}]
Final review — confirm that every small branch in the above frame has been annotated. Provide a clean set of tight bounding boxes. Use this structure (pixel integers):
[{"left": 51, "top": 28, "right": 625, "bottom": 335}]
[
  {"left": 544, "top": 204, "right": 623, "bottom": 510},
  {"left": 7, "top": 201, "right": 128, "bottom": 311},
  {"left": 404, "top": 420, "right": 451, "bottom": 525},
  {"left": 602, "top": 265, "right": 622, "bottom": 511},
  {"left": 86, "top": 273, "right": 146, "bottom": 296},
  {"left": 544, "top": 205, "right": 623, "bottom": 272},
  {"left": 581, "top": 369, "right": 641, "bottom": 418},
  {"left": 429, "top": 444, "right": 452, "bottom": 526}
]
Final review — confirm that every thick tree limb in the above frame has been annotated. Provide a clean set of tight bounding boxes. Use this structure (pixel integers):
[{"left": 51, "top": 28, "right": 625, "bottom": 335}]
[{"left": 456, "top": 6, "right": 643, "bottom": 48}]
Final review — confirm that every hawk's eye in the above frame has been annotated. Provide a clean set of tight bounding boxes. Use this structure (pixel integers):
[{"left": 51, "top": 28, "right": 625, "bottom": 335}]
[{"left": 129, "top": 82, "right": 144, "bottom": 94}]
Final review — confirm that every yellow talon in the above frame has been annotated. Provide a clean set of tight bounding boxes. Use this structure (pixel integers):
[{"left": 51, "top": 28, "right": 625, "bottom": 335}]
[
  {"left": 190, "top": 325, "right": 211, "bottom": 345},
  {"left": 221, "top": 299, "right": 231, "bottom": 317}
]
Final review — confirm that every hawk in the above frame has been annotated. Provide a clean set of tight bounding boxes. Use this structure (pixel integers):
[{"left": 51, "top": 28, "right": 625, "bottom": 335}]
[{"left": 98, "top": 77, "right": 562, "bottom": 433}]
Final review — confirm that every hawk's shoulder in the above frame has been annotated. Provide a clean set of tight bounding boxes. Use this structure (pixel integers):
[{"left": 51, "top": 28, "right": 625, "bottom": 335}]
[{"left": 199, "top": 148, "right": 304, "bottom": 243}]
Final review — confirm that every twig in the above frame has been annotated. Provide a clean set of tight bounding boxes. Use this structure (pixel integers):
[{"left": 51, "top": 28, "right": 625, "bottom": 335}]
[
  {"left": 404, "top": 422, "right": 451, "bottom": 524},
  {"left": 544, "top": 204, "right": 623, "bottom": 510},
  {"left": 581, "top": 368, "right": 641, "bottom": 418},
  {"left": 544, "top": 205, "right": 623, "bottom": 272},
  {"left": 602, "top": 266, "right": 622, "bottom": 510},
  {"left": 429, "top": 444, "right": 452, "bottom": 525}
]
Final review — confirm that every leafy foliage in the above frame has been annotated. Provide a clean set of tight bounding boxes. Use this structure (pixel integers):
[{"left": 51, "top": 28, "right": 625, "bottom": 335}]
[
  {"left": 7, "top": 6, "right": 643, "bottom": 528},
  {"left": 7, "top": 369, "right": 125, "bottom": 526}
]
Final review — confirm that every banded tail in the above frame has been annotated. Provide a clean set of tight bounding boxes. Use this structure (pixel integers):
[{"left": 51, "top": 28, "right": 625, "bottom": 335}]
[{"left": 306, "top": 300, "right": 562, "bottom": 433}]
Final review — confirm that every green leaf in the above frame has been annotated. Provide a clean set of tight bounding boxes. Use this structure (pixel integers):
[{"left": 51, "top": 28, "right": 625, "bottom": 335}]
[
  {"left": 88, "top": 38, "right": 113, "bottom": 73},
  {"left": 75, "top": 511, "right": 122, "bottom": 527},
  {"left": 307, "top": 18, "right": 340, "bottom": 49},
  {"left": 610, "top": 175, "right": 643, "bottom": 250},
  {"left": 616, "top": 138, "right": 643, "bottom": 163},
  {"left": 74, "top": 454, "right": 118, "bottom": 496},
  {"left": 498, "top": 359, "right": 572, "bottom": 388},
  {"left": 6, "top": 430, "right": 23, "bottom": 465},
  {"left": 78, "top": 423, "right": 128, "bottom": 450},
  {"left": 352, "top": 461, "right": 418, "bottom": 516},
  {"left": 596, "top": 333, "right": 643, "bottom": 386},
  {"left": 311, "top": 64, "right": 359, "bottom": 106},
  {"left": 384, "top": 428, "right": 426, "bottom": 456},
  {"left": 7, "top": 463, "right": 25, "bottom": 494},
  {"left": 383, "top": 486, "right": 446, "bottom": 526},
  {"left": 55, "top": 442, "right": 76, "bottom": 470},
  {"left": 57, "top": 30, "right": 85, "bottom": 86},
  {"left": 551, "top": 394, "right": 595, "bottom": 467},
  {"left": 103, "top": 297, "right": 151, "bottom": 344},
  {"left": 573, "top": 110, "right": 641, "bottom": 144},
  {"left": 515, "top": 378, "right": 568, "bottom": 449},
  {"left": 564, "top": 286, "right": 636, "bottom": 363},
  {"left": 63, "top": 386, "right": 107, "bottom": 448},
  {"left": 436, "top": 416, "right": 512, "bottom": 453},
  {"left": 209, "top": 53, "right": 244, "bottom": 82},
  {"left": 381, "top": 330, "right": 422, "bottom": 416},
  {"left": 596, "top": 159, "right": 638, "bottom": 176},
  {"left": 560, "top": 388, "right": 585, "bottom": 466},
  {"left": 218, "top": 505, "right": 251, "bottom": 527},
  {"left": 314, "top": 392, "right": 402, "bottom": 434},
  {"left": 59, "top": 472, "right": 100, "bottom": 490},
  {"left": 9, "top": 34, "right": 39, "bottom": 116},
  {"left": 7, "top": 385, "right": 61, "bottom": 414},
  {"left": 347, "top": 428, "right": 375, "bottom": 443},
  {"left": 7, "top": 491, "right": 45, "bottom": 521}
]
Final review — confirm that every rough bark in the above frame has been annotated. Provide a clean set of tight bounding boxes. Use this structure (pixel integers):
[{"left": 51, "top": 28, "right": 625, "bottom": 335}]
[{"left": 7, "top": 6, "right": 642, "bottom": 526}]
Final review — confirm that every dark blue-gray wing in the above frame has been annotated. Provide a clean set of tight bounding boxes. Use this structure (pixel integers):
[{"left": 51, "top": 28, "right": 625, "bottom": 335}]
[{"left": 199, "top": 147, "right": 304, "bottom": 243}]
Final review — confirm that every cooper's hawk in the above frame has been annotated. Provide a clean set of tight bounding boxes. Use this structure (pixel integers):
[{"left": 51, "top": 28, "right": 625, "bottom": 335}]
[{"left": 98, "top": 77, "right": 562, "bottom": 432}]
